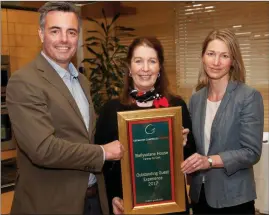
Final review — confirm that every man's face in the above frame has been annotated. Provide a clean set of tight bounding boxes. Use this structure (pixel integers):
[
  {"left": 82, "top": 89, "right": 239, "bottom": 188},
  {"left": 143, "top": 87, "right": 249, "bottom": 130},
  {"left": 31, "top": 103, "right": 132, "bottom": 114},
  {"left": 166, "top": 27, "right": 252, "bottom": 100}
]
[{"left": 38, "top": 11, "right": 79, "bottom": 69}]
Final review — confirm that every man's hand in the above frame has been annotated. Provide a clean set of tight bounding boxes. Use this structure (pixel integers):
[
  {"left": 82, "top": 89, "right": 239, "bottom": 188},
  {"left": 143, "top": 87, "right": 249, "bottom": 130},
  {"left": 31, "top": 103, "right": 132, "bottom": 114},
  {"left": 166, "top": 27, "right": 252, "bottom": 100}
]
[
  {"left": 112, "top": 197, "right": 124, "bottom": 215},
  {"left": 103, "top": 140, "right": 124, "bottom": 161}
]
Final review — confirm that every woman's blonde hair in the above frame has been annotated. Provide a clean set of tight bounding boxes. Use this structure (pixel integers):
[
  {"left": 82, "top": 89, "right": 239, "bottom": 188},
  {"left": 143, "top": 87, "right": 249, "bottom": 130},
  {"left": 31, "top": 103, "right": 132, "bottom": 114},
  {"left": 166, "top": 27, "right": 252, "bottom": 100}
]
[{"left": 195, "top": 29, "right": 246, "bottom": 91}]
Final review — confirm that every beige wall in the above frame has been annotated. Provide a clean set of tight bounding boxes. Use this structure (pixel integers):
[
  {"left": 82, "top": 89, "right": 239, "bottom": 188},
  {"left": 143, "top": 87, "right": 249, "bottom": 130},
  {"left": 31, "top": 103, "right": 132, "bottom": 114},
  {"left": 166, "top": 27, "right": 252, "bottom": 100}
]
[
  {"left": 117, "top": 2, "right": 177, "bottom": 93},
  {"left": 1, "top": 9, "right": 41, "bottom": 73}
]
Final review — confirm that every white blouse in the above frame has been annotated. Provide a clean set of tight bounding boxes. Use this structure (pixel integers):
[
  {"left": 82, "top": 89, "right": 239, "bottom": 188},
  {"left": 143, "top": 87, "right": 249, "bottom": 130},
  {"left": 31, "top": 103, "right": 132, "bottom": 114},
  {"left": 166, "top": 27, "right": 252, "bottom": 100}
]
[{"left": 204, "top": 99, "right": 221, "bottom": 155}]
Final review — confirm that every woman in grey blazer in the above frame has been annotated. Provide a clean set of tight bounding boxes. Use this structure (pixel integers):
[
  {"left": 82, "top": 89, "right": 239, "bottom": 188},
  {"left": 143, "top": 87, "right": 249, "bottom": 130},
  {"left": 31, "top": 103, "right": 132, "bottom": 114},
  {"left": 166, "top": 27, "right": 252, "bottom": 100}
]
[{"left": 181, "top": 29, "right": 264, "bottom": 214}]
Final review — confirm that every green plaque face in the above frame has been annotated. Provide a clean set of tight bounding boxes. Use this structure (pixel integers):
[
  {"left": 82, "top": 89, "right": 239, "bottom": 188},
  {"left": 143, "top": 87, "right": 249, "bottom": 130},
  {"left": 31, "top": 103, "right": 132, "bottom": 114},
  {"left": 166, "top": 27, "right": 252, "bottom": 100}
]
[{"left": 129, "top": 118, "right": 174, "bottom": 206}]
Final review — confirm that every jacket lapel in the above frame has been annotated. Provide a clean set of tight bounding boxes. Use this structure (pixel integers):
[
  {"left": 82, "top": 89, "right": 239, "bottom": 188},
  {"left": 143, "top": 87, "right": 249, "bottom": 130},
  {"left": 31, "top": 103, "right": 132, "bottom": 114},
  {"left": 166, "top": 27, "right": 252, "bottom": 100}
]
[
  {"left": 208, "top": 81, "right": 239, "bottom": 153},
  {"left": 199, "top": 88, "right": 208, "bottom": 155},
  {"left": 35, "top": 54, "right": 85, "bottom": 127},
  {"left": 78, "top": 74, "right": 96, "bottom": 138}
]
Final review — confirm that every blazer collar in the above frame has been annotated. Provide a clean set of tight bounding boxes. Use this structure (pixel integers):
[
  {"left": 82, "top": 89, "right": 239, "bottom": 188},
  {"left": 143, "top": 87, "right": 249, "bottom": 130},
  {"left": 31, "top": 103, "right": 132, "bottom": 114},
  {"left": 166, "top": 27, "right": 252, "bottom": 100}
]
[
  {"left": 77, "top": 74, "right": 96, "bottom": 137},
  {"left": 204, "top": 81, "right": 239, "bottom": 154},
  {"left": 35, "top": 53, "right": 87, "bottom": 131},
  {"left": 224, "top": 80, "right": 239, "bottom": 93},
  {"left": 199, "top": 87, "right": 207, "bottom": 154},
  {"left": 211, "top": 80, "right": 239, "bottom": 127}
]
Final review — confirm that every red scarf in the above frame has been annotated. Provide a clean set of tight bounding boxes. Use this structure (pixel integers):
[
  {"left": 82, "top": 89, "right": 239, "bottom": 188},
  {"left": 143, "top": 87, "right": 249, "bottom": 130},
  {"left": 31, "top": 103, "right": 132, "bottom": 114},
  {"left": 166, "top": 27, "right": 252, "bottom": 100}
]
[{"left": 153, "top": 97, "right": 169, "bottom": 108}]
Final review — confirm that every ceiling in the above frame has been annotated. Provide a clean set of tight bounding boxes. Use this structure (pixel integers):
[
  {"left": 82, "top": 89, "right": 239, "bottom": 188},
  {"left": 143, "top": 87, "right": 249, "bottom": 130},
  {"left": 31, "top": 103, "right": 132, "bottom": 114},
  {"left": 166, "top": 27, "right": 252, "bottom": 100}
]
[
  {"left": 1, "top": 1, "right": 136, "bottom": 18},
  {"left": 1, "top": 1, "right": 97, "bottom": 11}
]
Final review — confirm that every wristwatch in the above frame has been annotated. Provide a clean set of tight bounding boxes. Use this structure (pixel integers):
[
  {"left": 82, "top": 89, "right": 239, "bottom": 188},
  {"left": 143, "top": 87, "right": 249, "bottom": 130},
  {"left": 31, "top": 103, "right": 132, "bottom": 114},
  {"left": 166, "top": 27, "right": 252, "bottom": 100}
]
[{"left": 207, "top": 156, "right": 213, "bottom": 168}]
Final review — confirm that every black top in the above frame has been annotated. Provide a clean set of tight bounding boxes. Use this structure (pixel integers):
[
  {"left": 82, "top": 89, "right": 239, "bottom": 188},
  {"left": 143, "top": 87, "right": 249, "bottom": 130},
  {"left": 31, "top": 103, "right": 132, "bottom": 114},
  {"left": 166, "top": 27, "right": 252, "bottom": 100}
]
[{"left": 95, "top": 95, "right": 196, "bottom": 213}]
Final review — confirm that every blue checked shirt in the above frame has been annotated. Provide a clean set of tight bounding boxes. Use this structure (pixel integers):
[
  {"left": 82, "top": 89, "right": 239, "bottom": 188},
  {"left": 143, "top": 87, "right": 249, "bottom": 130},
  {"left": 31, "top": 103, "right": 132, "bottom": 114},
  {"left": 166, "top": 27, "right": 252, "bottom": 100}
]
[{"left": 42, "top": 52, "right": 98, "bottom": 187}]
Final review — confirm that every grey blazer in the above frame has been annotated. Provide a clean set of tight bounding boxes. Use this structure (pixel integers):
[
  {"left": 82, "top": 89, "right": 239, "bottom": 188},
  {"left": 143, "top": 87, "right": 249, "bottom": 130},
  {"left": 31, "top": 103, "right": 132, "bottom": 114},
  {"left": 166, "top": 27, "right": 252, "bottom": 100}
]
[{"left": 188, "top": 81, "right": 264, "bottom": 208}]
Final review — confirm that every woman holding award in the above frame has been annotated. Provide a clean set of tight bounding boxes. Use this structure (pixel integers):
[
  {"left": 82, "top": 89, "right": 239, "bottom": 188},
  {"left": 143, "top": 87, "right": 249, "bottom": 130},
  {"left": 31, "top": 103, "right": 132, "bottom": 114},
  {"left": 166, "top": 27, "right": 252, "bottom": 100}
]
[
  {"left": 95, "top": 37, "right": 196, "bottom": 214},
  {"left": 181, "top": 29, "right": 264, "bottom": 214}
]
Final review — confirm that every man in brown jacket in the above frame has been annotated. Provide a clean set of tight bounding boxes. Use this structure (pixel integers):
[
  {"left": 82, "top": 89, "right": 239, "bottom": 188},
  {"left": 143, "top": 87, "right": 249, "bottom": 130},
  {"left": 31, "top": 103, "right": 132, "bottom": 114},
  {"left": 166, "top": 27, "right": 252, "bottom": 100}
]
[{"left": 6, "top": 2, "right": 124, "bottom": 214}]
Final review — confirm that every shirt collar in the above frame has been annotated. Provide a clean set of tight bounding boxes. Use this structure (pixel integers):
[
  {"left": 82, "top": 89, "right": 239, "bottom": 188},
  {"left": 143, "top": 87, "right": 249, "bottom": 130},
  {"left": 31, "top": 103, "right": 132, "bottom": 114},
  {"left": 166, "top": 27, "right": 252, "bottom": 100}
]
[{"left": 41, "top": 51, "right": 78, "bottom": 79}]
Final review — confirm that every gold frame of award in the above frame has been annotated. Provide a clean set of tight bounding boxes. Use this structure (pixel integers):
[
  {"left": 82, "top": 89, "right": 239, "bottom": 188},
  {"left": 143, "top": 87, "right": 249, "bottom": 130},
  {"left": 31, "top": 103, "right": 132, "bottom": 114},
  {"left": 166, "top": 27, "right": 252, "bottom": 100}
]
[{"left": 117, "top": 107, "right": 185, "bottom": 214}]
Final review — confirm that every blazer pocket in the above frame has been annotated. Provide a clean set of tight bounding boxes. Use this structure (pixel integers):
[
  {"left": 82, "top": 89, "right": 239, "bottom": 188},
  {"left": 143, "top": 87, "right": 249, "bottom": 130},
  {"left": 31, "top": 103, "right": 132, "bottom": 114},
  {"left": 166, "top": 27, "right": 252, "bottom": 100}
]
[{"left": 226, "top": 179, "right": 244, "bottom": 199}]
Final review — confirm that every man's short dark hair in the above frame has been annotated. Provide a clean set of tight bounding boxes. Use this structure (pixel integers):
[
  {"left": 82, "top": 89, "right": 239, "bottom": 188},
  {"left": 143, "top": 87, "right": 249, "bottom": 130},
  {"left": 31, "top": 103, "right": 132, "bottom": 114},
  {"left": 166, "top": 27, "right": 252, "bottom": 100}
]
[{"left": 38, "top": 1, "right": 81, "bottom": 31}]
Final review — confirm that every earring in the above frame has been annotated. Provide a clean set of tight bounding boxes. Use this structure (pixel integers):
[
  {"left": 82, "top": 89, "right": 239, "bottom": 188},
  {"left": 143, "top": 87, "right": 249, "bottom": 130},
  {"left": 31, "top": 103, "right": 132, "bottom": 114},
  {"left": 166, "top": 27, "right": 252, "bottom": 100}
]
[
  {"left": 158, "top": 73, "right": 160, "bottom": 78},
  {"left": 129, "top": 72, "right": 132, "bottom": 77}
]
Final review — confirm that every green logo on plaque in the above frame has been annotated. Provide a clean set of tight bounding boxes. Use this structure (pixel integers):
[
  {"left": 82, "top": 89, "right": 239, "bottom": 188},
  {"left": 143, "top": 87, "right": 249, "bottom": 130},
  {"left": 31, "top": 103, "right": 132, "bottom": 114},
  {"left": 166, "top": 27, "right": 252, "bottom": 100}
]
[{"left": 131, "top": 120, "right": 172, "bottom": 204}]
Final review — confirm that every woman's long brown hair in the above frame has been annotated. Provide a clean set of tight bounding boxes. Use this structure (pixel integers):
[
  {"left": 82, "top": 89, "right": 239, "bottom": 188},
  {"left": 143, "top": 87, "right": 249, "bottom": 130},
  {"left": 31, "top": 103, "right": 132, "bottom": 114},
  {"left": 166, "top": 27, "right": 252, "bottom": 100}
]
[{"left": 120, "top": 37, "right": 172, "bottom": 105}]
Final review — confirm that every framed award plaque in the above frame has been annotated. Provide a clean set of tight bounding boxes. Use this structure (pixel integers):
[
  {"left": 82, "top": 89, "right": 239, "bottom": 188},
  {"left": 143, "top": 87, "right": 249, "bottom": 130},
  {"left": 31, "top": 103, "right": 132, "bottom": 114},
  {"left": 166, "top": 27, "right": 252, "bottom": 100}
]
[{"left": 117, "top": 107, "right": 185, "bottom": 214}]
